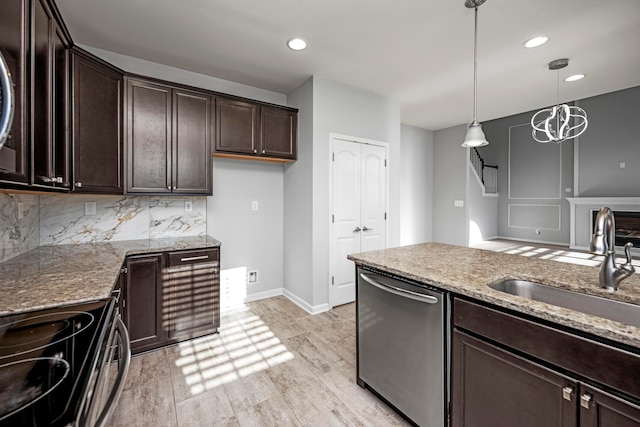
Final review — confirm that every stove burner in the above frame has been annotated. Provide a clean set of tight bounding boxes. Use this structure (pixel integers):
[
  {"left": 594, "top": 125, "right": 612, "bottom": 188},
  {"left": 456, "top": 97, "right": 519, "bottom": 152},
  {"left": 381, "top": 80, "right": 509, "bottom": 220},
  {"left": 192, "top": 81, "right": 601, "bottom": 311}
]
[
  {"left": 0, "top": 356, "right": 70, "bottom": 420},
  {"left": 0, "top": 311, "right": 94, "bottom": 359}
]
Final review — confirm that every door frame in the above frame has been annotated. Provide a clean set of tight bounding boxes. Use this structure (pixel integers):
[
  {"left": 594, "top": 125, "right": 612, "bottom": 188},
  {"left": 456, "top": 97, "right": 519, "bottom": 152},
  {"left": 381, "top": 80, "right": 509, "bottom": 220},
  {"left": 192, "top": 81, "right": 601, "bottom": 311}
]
[{"left": 328, "top": 133, "right": 390, "bottom": 308}]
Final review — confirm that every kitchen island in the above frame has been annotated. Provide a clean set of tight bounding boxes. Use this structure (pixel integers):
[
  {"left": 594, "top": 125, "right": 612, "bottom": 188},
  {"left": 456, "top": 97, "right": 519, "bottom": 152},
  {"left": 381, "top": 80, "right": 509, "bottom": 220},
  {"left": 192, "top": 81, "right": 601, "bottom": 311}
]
[
  {"left": 0, "top": 235, "right": 221, "bottom": 315},
  {"left": 349, "top": 242, "right": 640, "bottom": 427}
]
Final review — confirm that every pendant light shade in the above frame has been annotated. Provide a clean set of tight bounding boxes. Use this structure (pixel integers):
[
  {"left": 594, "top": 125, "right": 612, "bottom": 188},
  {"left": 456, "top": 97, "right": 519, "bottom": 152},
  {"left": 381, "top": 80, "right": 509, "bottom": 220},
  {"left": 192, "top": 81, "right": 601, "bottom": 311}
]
[
  {"left": 461, "top": 0, "right": 489, "bottom": 148},
  {"left": 462, "top": 120, "right": 489, "bottom": 147}
]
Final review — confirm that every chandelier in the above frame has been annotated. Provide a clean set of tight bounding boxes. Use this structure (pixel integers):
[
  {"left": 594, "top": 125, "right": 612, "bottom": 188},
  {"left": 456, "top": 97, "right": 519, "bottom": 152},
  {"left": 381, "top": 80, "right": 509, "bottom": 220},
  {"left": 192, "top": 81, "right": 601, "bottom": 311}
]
[{"left": 531, "top": 58, "right": 588, "bottom": 143}]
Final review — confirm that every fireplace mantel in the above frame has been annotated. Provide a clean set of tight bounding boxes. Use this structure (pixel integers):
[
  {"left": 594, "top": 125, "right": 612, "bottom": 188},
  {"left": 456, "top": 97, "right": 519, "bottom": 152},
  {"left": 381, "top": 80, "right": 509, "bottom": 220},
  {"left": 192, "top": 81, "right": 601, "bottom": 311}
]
[{"left": 566, "top": 197, "right": 640, "bottom": 249}]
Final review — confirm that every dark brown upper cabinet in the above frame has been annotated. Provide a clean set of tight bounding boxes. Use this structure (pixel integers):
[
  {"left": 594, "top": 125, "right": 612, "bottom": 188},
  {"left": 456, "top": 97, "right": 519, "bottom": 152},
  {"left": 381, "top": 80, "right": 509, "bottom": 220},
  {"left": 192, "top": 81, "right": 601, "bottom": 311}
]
[
  {"left": 71, "top": 47, "right": 123, "bottom": 194},
  {"left": 214, "top": 96, "right": 297, "bottom": 162},
  {"left": 125, "top": 77, "right": 212, "bottom": 195},
  {"left": 31, "top": 0, "right": 71, "bottom": 190},
  {"left": 0, "top": 0, "right": 30, "bottom": 186}
]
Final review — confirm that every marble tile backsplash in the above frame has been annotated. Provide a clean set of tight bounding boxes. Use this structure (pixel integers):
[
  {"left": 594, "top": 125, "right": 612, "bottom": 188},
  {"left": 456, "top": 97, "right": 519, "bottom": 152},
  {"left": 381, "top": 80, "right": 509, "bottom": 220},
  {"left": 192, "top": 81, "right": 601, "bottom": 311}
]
[
  {"left": 0, "top": 193, "right": 40, "bottom": 263},
  {"left": 0, "top": 193, "right": 207, "bottom": 261}
]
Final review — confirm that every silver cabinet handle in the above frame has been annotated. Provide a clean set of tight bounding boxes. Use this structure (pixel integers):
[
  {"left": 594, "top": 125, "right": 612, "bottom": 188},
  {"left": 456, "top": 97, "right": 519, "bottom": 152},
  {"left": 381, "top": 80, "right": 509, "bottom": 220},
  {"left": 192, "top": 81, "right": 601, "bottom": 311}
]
[
  {"left": 580, "top": 393, "right": 592, "bottom": 409},
  {"left": 562, "top": 386, "right": 573, "bottom": 401},
  {"left": 362, "top": 226, "right": 373, "bottom": 232},
  {"left": 262, "top": 149, "right": 266, "bottom": 154},
  {"left": 180, "top": 255, "right": 209, "bottom": 262},
  {"left": 253, "top": 149, "right": 257, "bottom": 154},
  {"left": 76, "top": 181, "right": 83, "bottom": 188},
  {"left": 95, "top": 318, "right": 131, "bottom": 427},
  {"left": 359, "top": 273, "right": 439, "bottom": 304},
  {"left": 353, "top": 227, "right": 362, "bottom": 233}
]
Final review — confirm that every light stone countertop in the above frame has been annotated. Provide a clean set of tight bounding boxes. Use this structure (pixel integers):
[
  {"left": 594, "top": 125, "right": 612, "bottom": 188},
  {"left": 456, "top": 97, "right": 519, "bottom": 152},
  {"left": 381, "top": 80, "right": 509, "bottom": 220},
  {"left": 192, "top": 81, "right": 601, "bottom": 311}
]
[
  {"left": 348, "top": 242, "right": 640, "bottom": 350},
  {"left": 0, "top": 236, "right": 221, "bottom": 316}
]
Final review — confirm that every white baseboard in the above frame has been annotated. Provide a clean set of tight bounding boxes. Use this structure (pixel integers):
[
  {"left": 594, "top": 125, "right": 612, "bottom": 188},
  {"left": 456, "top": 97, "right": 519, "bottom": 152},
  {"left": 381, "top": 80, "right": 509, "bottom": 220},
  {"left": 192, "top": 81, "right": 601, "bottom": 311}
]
[
  {"left": 244, "top": 288, "right": 283, "bottom": 303},
  {"left": 283, "top": 289, "right": 330, "bottom": 315}
]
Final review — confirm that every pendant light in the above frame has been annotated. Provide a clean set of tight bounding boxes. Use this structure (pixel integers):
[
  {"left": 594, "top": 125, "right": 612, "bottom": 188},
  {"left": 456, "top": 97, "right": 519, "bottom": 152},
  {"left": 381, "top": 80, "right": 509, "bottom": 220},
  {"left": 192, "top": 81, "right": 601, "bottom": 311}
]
[
  {"left": 461, "top": 0, "right": 489, "bottom": 148},
  {"left": 530, "top": 58, "right": 588, "bottom": 143}
]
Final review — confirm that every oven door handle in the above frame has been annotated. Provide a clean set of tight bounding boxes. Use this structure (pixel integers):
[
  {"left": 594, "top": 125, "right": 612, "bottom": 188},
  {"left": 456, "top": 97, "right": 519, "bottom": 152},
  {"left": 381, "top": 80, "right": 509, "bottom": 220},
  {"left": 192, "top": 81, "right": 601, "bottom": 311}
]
[{"left": 95, "top": 317, "right": 131, "bottom": 427}]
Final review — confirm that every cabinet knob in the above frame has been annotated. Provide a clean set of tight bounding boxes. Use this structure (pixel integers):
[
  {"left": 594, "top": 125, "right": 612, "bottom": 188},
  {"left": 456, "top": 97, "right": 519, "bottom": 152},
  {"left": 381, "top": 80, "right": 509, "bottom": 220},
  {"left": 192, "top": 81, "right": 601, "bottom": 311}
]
[
  {"left": 75, "top": 181, "right": 82, "bottom": 188},
  {"left": 253, "top": 149, "right": 257, "bottom": 154},
  {"left": 262, "top": 149, "right": 266, "bottom": 154},
  {"left": 580, "top": 393, "right": 592, "bottom": 409},
  {"left": 562, "top": 386, "right": 573, "bottom": 401}
]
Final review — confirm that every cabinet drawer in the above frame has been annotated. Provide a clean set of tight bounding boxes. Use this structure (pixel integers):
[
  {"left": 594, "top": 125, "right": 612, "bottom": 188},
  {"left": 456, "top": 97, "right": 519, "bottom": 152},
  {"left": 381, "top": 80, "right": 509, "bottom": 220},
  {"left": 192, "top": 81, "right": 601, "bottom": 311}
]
[
  {"left": 167, "top": 248, "right": 219, "bottom": 267},
  {"left": 454, "top": 298, "right": 640, "bottom": 401}
]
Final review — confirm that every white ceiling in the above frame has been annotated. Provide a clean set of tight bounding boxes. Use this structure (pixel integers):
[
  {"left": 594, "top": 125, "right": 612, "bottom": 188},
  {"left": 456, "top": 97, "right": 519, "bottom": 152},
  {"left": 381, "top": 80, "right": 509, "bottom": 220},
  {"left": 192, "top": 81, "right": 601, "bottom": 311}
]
[{"left": 55, "top": 0, "right": 640, "bottom": 130}]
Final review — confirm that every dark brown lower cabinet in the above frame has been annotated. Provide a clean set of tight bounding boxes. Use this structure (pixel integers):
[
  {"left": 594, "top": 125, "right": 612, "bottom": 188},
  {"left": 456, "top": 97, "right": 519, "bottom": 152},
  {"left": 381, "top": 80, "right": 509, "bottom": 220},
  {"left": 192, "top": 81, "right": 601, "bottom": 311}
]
[
  {"left": 122, "top": 248, "right": 220, "bottom": 354},
  {"left": 451, "top": 298, "right": 640, "bottom": 427},
  {"left": 124, "top": 253, "right": 165, "bottom": 354}
]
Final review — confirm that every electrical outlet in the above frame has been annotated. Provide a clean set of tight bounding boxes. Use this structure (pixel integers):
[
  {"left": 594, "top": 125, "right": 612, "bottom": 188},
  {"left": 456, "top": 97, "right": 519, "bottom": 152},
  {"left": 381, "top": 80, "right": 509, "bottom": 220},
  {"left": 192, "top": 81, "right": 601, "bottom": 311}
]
[
  {"left": 251, "top": 201, "right": 258, "bottom": 211},
  {"left": 535, "top": 229, "right": 541, "bottom": 235},
  {"left": 248, "top": 270, "right": 259, "bottom": 284},
  {"left": 620, "top": 162, "right": 626, "bottom": 169},
  {"left": 185, "top": 201, "right": 192, "bottom": 212},
  {"left": 454, "top": 200, "right": 464, "bottom": 207},
  {"left": 17, "top": 202, "right": 24, "bottom": 220},
  {"left": 84, "top": 202, "right": 97, "bottom": 215}
]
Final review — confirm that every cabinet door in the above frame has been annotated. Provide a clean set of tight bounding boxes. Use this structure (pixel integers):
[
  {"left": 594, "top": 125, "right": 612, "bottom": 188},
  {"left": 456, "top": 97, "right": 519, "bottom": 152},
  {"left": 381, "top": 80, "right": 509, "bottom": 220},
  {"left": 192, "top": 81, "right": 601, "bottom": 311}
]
[
  {"left": 166, "top": 248, "right": 220, "bottom": 340},
  {"left": 451, "top": 330, "right": 577, "bottom": 427},
  {"left": 215, "top": 97, "right": 258, "bottom": 155},
  {"left": 71, "top": 49, "right": 123, "bottom": 193},
  {"left": 172, "top": 89, "right": 211, "bottom": 194},
  {"left": 124, "top": 254, "right": 165, "bottom": 354},
  {"left": 126, "top": 78, "right": 171, "bottom": 193},
  {"left": 31, "top": 0, "right": 69, "bottom": 190},
  {"left": 580, "top": 385, "right": 640, "bottom": 427},
  {"left": 0, "top": 0, "right": 29, "bottom": 185},
  {"left": 260, "top": 106, "right": 296, "bottom": 159}
]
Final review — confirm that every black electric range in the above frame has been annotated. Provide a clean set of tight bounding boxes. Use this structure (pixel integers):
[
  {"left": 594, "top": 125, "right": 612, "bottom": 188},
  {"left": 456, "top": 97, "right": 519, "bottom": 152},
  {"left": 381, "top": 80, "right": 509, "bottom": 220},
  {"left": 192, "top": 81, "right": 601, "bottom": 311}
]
[{"left": 0, "top": 298, "right": 115, "bottom": 427}]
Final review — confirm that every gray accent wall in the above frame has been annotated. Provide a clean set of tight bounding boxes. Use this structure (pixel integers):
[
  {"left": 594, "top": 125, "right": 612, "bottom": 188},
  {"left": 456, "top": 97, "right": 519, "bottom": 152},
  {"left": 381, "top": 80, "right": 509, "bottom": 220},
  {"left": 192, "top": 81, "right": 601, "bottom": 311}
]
[
  {"left": 400, "top": 124, "right": 434, "bottom": 245},
  {"left": 576, "top": 86, "right": 640, "bottom": 197}
]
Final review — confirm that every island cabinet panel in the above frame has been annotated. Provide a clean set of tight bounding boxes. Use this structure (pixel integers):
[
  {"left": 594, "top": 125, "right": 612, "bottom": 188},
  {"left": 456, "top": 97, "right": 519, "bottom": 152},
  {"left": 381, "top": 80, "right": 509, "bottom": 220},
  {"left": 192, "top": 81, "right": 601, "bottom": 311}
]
[
  {"left": 71, "top": 48, "right": 123, "bottom": 193},
  {"left": 124, "top": 254, "right": 165, "bottom": 354},
  {"left": 31, "top": 0, "right": 71, "bottom": 190},
  {"left": 0, "top": 0, "right": 30, "bottom": 185},
  {"left": 451, "top": 297, "right": 640, "bottom": 427},
  {"left": 214, "top": 96, "right": 297, "bottom": 162},
  {"left": 125, "top": 77, "right": 212, "bottom": 195},
  {"left": 122, "top": 247, "right": 221, "bottom": 355}
]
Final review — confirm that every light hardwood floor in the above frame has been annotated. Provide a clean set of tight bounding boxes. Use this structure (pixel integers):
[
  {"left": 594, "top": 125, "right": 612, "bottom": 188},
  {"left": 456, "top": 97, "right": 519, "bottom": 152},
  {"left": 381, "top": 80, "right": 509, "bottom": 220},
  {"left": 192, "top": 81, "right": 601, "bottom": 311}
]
[{"left": 109, "top": 296, "right": 411, "bottom": 427}]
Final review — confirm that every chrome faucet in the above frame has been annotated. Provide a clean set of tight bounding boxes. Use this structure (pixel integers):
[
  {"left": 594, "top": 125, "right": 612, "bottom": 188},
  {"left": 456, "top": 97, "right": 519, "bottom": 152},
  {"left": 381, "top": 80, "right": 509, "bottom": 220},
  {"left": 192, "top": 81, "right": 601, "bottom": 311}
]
[{"left": 589, "top": 207, "right": 635, "bottom": 290}]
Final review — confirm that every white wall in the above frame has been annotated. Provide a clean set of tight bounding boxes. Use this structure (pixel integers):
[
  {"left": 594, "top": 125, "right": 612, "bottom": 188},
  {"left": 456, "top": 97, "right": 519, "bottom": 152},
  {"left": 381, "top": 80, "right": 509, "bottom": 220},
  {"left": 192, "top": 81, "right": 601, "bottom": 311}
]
[
  {"left": 433, "top": 124, "right": 468, "bottom": 246},
  {"left": 207, "top": 159, "right": 284, "bottom": 300},
  {"left": 400, "top": 124, "right": 434, "bottom": 245}
]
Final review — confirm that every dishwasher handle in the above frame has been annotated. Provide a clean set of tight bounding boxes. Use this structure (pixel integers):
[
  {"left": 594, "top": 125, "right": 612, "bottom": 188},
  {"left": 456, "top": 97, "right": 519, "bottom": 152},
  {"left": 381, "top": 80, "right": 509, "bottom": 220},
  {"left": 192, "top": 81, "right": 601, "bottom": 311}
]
[{"left": 359, "top": 273, "right": 439, "bottom": 304}]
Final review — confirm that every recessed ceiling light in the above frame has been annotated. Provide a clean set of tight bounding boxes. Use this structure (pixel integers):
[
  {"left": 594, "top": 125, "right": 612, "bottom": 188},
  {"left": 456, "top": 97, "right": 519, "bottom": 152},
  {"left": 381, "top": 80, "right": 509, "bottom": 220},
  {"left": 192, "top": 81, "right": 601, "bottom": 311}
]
[
  {"left": 287, "top": 38, "right": 307, "bottom": 51},
  {"left": 564, "top": 74, "right": 585, "bottom": 82},
  {"left": 523, "top": 36, "right": 548, "bottom": 48}
]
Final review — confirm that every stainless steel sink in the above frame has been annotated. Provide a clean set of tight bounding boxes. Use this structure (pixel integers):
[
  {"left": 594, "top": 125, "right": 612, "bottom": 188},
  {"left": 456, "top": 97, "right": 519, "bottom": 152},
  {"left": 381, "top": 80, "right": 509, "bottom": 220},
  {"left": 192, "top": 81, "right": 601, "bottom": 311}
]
[{"left": 489, "top": 280, "right": 640, "bottom": 328}]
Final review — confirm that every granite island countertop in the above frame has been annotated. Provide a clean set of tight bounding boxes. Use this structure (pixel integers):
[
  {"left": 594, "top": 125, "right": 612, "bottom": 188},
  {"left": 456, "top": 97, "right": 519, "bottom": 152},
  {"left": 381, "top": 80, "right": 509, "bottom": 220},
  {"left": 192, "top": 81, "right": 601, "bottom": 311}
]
[
  {"left": 0, "top": 236, "right": 221, "bottom": 316},
  {"left": 348, "top": 242, "right": 640, "bottom": 349}
]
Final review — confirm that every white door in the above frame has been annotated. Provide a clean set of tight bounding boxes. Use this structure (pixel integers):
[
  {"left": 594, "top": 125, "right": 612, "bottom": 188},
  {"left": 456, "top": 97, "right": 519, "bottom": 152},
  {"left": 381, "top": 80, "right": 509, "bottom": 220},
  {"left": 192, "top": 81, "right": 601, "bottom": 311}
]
[{"left": 331, "top": 138, "right": 387, "bottom": 307}]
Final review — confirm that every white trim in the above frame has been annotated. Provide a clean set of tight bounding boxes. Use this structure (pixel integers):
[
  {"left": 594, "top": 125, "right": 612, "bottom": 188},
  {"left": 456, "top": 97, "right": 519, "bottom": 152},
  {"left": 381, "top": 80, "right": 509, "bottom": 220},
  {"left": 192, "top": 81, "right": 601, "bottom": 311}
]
[
  {"left": 244, "top": 288, "right": 283, "bottom": 303},
  {"left": 508, "top": 122, "right": 562, "bottom": 200},
  {"left": 507, "top": 204, "right": 561, "bottom": 230},
  {"left": 497, "top": 235, "right": 568, "bottom": 247},
  {"left": 328, "top": 133, "right": 389, "bottom": 309},
  {"left": 283, "top": 288, "right": 330, "bottom": 315},
  {"left": 566, "top": 197, "right": 640, "bottom": 205}
]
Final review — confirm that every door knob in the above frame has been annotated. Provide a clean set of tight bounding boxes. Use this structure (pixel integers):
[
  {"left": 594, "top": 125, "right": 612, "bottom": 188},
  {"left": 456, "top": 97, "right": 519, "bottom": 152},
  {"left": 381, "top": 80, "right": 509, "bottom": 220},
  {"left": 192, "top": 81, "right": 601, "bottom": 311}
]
[
  {"left": 353, "top": 227, "right": 362, "bottom": 233},
  {"left": 362, "top": 226, "right": 373, "bottom": 232}
]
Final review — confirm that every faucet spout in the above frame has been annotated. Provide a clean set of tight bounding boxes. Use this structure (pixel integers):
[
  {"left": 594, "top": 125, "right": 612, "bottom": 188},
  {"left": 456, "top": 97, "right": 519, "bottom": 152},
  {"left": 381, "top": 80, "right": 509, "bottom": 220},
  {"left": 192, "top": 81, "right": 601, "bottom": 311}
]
[{"left": 589, "top": 207, "right": 636, "bottom": 290}]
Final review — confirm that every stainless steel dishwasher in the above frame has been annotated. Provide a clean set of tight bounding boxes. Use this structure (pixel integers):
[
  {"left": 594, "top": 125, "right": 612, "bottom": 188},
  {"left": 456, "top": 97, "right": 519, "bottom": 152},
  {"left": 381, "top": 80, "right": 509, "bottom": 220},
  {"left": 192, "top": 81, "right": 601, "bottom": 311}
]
[{"left": 357, "top": 267, "right": 449, "bottom": 427}]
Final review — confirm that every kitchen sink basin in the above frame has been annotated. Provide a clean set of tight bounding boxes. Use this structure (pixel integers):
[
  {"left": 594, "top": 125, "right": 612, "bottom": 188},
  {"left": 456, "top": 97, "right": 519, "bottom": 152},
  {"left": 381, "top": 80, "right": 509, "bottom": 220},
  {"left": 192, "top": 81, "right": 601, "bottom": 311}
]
[{"left": 489, "top": 279, "right": 640, "bottom": 328}]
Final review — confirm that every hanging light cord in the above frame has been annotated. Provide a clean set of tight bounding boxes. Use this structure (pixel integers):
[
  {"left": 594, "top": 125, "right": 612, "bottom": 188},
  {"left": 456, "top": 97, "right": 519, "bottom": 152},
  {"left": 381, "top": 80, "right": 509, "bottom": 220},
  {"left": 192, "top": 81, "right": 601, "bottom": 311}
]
[{"left": 472, "top": 5, "right": 479, "bottom": 124}]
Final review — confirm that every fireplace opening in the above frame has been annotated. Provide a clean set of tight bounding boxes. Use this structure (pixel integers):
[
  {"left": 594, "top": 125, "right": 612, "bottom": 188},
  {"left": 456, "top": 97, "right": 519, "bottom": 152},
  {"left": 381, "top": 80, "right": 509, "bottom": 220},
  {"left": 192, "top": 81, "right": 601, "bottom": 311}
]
[{"left": 591, "top": 210, "right": 640, "bottom": 248}]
